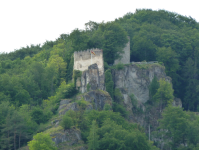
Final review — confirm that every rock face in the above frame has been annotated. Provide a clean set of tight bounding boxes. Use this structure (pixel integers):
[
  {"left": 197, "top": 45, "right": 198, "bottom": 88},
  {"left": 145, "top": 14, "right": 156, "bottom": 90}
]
[
  {"left": 78, "top": 90, "right": 112, "bottom": 110},
  {"left": 58, "top": 99, "right": 79, "bottom": 116},
  {"left": 112, "top": 63, "right": 171, "bottom": 103},
  {"left": 76, "top": 63, "right": 105, "bottom": 93},
  {"left": 58, "top": 90, "right": 112, "bottom": 116}
]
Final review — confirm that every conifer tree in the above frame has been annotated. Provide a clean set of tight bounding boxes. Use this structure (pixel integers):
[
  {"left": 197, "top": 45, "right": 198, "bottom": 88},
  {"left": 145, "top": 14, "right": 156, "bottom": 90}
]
[{"left": 87, "top": 120, "right": 99, "bottom": 150}]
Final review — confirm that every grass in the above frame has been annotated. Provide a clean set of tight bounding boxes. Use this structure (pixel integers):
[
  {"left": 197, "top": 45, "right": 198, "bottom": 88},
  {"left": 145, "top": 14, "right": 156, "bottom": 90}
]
[
  {"left": 45, "top": 125, "right": 63, "bottom": 135},
  {"left": 135, "top": 63, "right": 164, "bottom": 69}
]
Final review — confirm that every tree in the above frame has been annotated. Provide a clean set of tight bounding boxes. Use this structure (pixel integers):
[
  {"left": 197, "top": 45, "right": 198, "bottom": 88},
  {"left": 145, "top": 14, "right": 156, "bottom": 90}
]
[
  {"left": 132, "top": 36, "right": 156, "bottom": 61},
  {"left": 149, "top": 76, "right": 159, "bottom": 104},
  {"left": 105, "top": 70, "right": 114, "bottom": 98},
  {"left": 87, "top": 120, "right": 99, "bottom": 150},
  {"left": 153, "top": 79, "right": 174, "bottom": 111},
  {"left": 1, "top": 109, "right": 29, "bottom": 150},
  {"left": 157, "top": 106, "right": 189, "bottom": 149},
  {"left": 69, "top": 29, "right": 89, "bottom": 51},
  {"left": 28, "top": 132, "right": 57, "bottom": 150},
  {"left": 183, "top": 57, "right": 199, "bottom": 111},
  {"left": 102, "top": 22, "right": 128, "bottom": 64},
  {"left": 30, "top": 107, "right": 46, "bottom": 124},
  {"left": 156, "top": 47, "right": 179, "bottom": 75}
]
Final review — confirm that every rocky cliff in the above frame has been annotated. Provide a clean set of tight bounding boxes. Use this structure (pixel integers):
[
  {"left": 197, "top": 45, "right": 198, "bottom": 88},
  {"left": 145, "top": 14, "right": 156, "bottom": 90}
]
[
  {"left": 112, "top": 63, "right": 171, "bottom": 103},
  {"left": 76, "top": 63, "right": 105, "bottom": 93}
]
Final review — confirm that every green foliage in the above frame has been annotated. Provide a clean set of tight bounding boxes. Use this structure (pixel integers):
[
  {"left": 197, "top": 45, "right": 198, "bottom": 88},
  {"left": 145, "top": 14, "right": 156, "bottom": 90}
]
[
  {"left": 130, "top": 94, "right": 143, "bottom": 114},
  {"left": 87, "top": 120, "right": 99, "bottom": 150},
  {"left": 114, "top": 88, "right": 123, "bottom": 103},
  {"left": 105, "top": 69, "right": 114, "bottom": 98},
  {"left": 116, "top": 62, "right": 124, "bottom": 70},
  {"left": 154, "top": 106, "right": 199, "bottom": 149},
  {"left": 31, "top": 107, "right": 52, "bottom": 124},
  {"left": 69, "top": 29, "right": 89, "bottom": 51},
  {"left": 66, "top": 54, "right": 74, "bottom": 82},
  {"left": 48, "top": 81, "right": 76, "bottom": 109},
  {"left": 153, "top": 79, "right": 174, "bottom": 107},
  {"left": 149, "top": 76, "right": 160, "bottom": 104},
  {"left": 103, "top": 104, "right": 111, "bottom": 110},
  {"left": 87, "top": 83, "right": 91, "bottom": 91},
  {"left": 98, "top": 119, "right": 156, "bottom": 150},
  {"left": 156, "top": 47, "right": 179, "bottom": 75},
  {"left": 77, "top": 98, "right": 89, "bottom": 110},
  {"left": 28, "top": 132, "right": 57, "bottom": 150},
  {"left": 130, "top": 94, "right": 137, "bottom": 106},
  {"left": 112, "top": 102, "right": 128, "bottom": 118},
  {"left": 73, "top": 70, "right": 82, "bottom": 86},
  {"left": 103, "top": 61, "right": 109, "bottom": 71},
  {"left": 60, "top": 115, "right": 73, "bottom": 130}
]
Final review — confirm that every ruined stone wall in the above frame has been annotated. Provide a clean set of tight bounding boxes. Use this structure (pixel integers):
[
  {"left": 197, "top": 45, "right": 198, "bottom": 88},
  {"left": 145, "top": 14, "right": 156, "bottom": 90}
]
[
  {"left": 74, "top": 49, "right": 104, "bottom": 76},
  {"left": 114, "top": 37, "right": 130, "bottom": 65}
]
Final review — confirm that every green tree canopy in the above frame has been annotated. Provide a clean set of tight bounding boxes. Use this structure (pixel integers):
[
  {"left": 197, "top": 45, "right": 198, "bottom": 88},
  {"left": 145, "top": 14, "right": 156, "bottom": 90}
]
[{"left": 28, "top": 132, "right": 57, "bottom": 150}]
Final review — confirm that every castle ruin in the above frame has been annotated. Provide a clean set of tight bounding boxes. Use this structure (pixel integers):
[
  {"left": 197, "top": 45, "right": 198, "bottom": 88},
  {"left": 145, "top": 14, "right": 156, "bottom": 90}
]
[
  {"left": 73, "top": 37, "right": 131, "bottom": 93},
  {"left": 74, "top": 48, "right": 104, "bottom": 76},
  {"left": 74, "top": 37, "right": 130, "bottom": 74}
]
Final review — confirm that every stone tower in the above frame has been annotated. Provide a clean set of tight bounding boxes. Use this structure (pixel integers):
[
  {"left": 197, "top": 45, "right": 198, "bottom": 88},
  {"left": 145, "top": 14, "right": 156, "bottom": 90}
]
[
  {"left": 74, "top": 48, "right": 104, "bottom": 76},
  {"left": 114, "top": 37, "right": 130, "bottom": 65}
]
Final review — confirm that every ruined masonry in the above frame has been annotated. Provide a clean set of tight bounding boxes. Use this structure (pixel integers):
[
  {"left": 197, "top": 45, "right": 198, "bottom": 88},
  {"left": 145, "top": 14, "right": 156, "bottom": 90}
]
[
  {"left": 114, "top": 36, "right": 130, "bottom": 65},
  {"left": 74, "top": 48, "right": 104, "bottom": 76},
  {"left": 74, "top": 38, "right": 130, "bottom": 93}
]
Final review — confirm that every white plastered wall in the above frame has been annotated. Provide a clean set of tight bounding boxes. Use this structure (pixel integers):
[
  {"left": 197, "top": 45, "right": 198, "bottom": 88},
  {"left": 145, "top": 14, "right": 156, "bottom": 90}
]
[{"left": 74, "top": 49, "right": 104, "bottom": 75}]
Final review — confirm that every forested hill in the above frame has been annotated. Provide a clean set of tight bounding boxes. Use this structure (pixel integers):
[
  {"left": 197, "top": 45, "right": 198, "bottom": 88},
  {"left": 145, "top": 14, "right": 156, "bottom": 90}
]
[{"left": 1, "top": 9, "right": 199, "bottom": 150}]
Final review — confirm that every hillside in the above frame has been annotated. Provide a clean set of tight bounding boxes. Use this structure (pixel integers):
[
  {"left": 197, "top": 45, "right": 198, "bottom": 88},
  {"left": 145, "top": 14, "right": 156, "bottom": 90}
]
[{"left": 1, "top": 9, "right": 199, "bottom": 150}]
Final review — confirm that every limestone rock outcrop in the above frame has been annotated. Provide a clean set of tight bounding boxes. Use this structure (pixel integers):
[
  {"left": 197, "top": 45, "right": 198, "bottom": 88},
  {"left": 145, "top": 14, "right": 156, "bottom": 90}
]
[
  {"left": 51, "top": 127, "right": 86, "bottom": 150},
  {"left": 77, "top": 90, "right": 112, "bottom": 110},
  {"left": 112, "top": 63, "right": 171, "bottom": 103},
  {"left": 58, "top": 99, "right": 79, "bottom": 116},
  {"left": 77, "top": 63, "right": 105, "bottom": 93}
]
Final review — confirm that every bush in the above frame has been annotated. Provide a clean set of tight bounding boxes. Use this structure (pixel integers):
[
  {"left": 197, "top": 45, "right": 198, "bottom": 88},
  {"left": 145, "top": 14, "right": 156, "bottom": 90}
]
[
  {"left": 77, "top": 98, "right": 88, "bottom": 110},
  {"left": 104, "top": 61, "right": 109, "bottom": 71},
  {"left": 130, "top": 94, "right": 137, "bottom": 107},
  {"left": 60, "top": 115, "right": 73, "bottom": 130},
  {"left": 87, "top": 83, "right": 91, "bottom": 91},
  {"left": 105, "top": 70, "right": 114, "bottom": 98},
  {"left": 103, "top": 104, "right": 111, "bottom": 110},
  {"left": 116, "top": 62, "right": 124, "bottom": 70},
  {"left": 114, "top": 88, "right": 123, "bottom": 103}
]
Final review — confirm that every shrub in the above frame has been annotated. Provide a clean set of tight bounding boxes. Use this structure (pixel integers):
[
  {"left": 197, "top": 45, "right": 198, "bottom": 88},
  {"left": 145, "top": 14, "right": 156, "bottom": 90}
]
[
  {"left": 105, "top": 69, "right": 114, "bottom": 98},
  {"left": 60, "top": 115, "right": 73, "bottom": 130},
  {"left": 87, "top": 83, "right": 91, "bottom": 91},
  {"left": 116, "top": 62, "right": 124, "bottom": 70},
  {"left": 77, "top": 98, "right": 88, "bottom": 110},
  {"left": 114, "top": 88, "right": 123, "bottom": 103},
  {"left": 103, "top": 104, "right": 111, "bottom": 110},
  {"left": 130, "top": 94, "right": 137, "bottom": 107}
]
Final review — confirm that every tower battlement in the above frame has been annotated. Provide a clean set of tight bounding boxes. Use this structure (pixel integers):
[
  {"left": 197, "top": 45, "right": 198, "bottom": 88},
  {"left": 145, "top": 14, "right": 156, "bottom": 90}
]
[{"left": 74, "top": 48, "right": 104, "bottom": 75}]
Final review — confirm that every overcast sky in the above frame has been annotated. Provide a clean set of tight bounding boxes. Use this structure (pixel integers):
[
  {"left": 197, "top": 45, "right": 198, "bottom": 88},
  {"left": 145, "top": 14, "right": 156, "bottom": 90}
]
[{"left": 0, "top": 0, "right": 198, "bottom": 54}]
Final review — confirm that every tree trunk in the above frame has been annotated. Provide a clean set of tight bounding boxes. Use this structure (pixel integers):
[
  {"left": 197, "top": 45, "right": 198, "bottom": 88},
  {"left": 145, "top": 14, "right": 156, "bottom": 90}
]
[
  {"left": 19, "top": 132, "right": 21, "bottom": 149},
  {"left": 14, "top": 127, "right": 16, "bottom": 150}
]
